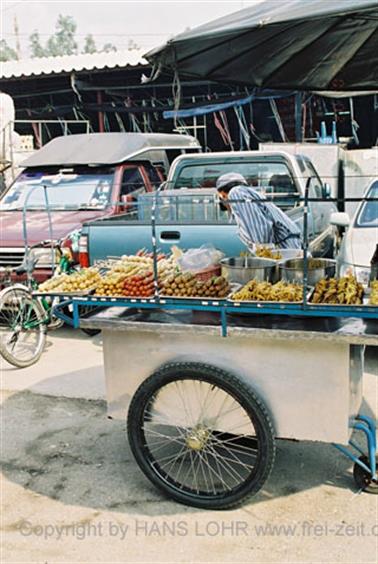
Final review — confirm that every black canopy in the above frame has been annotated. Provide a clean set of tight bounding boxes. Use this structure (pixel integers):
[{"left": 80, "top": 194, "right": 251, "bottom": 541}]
[{"left": 145, "top": 0, "right": 378, "bottom": 91}]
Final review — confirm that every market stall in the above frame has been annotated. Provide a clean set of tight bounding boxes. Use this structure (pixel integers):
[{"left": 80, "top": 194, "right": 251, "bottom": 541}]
[{"left": 35, "top": 239, "right": 378, "bottom": 509}]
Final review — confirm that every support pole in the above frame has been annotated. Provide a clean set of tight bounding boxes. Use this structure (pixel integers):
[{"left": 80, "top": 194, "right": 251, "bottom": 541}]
[
  {"left": 97, "top": 91, "right": 104, "bottom": 133},
  {"left": 295, "top": 92, "right": 302, "bottom": 142}
]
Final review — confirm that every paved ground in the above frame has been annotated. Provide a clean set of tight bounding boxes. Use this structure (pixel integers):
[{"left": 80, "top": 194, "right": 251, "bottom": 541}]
[{"left": 1, "top": 328, "right": 377, "bottom": 563}]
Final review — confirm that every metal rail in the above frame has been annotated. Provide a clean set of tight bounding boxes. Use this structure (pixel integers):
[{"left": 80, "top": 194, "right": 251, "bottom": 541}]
[{"left": 49, "top": 294, "right": 378, "bottom": 339}]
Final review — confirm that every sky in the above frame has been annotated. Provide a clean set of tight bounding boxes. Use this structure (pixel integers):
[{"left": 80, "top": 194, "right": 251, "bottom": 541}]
[{"left": 1, "top": 0, "right": 259, "bottom": 59}]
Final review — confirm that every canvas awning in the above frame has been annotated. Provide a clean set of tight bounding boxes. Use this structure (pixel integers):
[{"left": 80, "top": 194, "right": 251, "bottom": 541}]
[{"left": 145, "top": 0, "right": 378, "bottom": 92}]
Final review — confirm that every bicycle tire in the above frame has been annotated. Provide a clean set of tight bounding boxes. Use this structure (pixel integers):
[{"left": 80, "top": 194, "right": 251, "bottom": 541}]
[
  {"left": 127, "top": 361, "right": 275, "bottom": 509},
  {"left": 0, "top": 286, "right": 47, "bottom": 368}
]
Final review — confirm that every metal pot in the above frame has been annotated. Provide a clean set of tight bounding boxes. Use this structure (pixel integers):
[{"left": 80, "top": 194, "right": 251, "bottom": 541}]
[
  {"left": 220, "top": 257, "right": 277, "bottom": 285},
  {"left": 280, "top": 258, "right": 336, "bottom": 286}
]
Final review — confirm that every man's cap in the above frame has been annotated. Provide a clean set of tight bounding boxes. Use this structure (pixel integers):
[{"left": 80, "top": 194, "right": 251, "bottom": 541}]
[{"left": 216, "top": 172, "right": 247, "bottom": 190}]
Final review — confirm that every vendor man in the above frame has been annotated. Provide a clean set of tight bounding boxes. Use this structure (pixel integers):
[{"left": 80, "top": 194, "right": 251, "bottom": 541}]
[{"left": 216, "top": 172, "right": 302, "bottom": 250}]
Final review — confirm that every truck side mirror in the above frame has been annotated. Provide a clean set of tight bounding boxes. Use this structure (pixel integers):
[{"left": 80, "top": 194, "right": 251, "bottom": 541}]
[
  {"left": 330, "top": 212, "right": 350, "bottom": 228},
  {"left": 322, "top": 182, "right": 331, "bottom": 199}
]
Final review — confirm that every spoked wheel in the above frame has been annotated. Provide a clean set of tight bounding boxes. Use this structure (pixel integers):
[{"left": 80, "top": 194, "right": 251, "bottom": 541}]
[
  {"left": 353, "top": 456, "right": 378, "bottom": 494},
  {"left": 127, "top": 362, "right": 275, "bottom": 509},
  {"left": 0, "top": 287, "right": 47, "bottom": 368}
]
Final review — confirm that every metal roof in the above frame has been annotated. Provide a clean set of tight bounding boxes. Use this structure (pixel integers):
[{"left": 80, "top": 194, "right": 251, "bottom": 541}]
[
  {"left": 21, "top": 132, "right": 201, "bottom": 167},
  {"left": 0, "top": 49, "right": 148, "bottom": 80}
]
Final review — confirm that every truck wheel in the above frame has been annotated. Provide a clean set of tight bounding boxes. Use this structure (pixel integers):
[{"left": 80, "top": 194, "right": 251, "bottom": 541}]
[
  {"left": 127, "top": 362, "right": 275, "bottom": 509},
  {"left": 80, "top": 328, "right": 101, "bottom": 337},
  {"left": 78, "top": 305, "right": 101, "bottom": 336}
]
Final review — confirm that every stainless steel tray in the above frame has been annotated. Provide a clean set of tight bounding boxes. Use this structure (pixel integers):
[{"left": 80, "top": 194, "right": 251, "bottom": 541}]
[
  {"left": 34, "top": 288, "right": 96, "bottom": 297},
  {"left": 228, "top": 287, "right": 312, "bottom": 306},
  {"left": 159, "top": 294, "right": 229, "bottom": 303},
  {"left": 307, "top": 287, "right": 369, "bottom": 307}
]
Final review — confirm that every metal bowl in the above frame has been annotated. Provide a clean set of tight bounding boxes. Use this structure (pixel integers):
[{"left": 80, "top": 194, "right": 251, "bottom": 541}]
[
  {"left": 280, "top": 258, "right": 336, "bottom": 285},
  {"left": 220, "top": 257, "right": 277, "bottom": 284},
  {"left": 275, "top": 248, "right": 304, "bottom": 262}
]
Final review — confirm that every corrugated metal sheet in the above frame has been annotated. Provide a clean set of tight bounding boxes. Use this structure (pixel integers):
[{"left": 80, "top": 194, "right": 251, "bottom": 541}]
[{"left": 0, "top": 49, "right": 148, "bottom": 79}]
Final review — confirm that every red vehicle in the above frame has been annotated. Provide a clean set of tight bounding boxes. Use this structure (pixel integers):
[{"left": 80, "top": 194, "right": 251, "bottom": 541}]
[{"left": 0, "top": 132, "right": 200, "bottom": 282}]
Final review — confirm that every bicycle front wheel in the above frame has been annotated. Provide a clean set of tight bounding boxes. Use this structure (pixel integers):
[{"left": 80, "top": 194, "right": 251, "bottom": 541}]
[{"left": 0, "top": 287, "right": 47, "bottom": 368}]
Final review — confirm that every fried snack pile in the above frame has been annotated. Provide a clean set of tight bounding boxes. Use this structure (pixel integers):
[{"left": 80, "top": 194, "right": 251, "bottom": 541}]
[
  {"left": 94, "top": 255, "right": 176, "bottom": 297},
  {"left": 231, "top": 279, "right": 303, "bottom": 302},
  {"left": 38, "top": 268, "right": 101, "bottom": 293},
  {"left": 307, "top": 259, "right": 325, "bottom": 269},
  {"left": 161, "top": 273, "right": 230, "bottom": 298},
  {"left": 311, "top": 276, "right": 363, "bottom": 305},
  {"left": 110, "top": 255, "right": 175, "bottom": 279},
  {"left": 94, "top": 272, "right": 130, "bottom": 296},
  {"left": 255, "top": 246, "right": 282, "bottom": 260},
  {"left": 369, "top": 280, "right": 378, "bottom": 305}
]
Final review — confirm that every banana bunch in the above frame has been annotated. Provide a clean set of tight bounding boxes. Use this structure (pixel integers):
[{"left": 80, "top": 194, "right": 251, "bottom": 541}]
[
  {"left": 311, "top": 276, "right": 363, "bottom": 305},
  {"left": 369, "top": 280, "right": 378, "bottom": 305},
  {"left": 231, "top": 279, "right": 303, "bottom": 302}
]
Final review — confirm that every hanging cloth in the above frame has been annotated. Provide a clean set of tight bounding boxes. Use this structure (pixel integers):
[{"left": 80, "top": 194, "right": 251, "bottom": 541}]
[{"left": 269, "top": 98, "right": 288, "bottom": 142}]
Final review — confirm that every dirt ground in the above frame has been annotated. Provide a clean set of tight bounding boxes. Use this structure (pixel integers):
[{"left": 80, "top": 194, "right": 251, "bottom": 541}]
[{"left": 1, "top": 329, "right": 377, "bottom": 563}]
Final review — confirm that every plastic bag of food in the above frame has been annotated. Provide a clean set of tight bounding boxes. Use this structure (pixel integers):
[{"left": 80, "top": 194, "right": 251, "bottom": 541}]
[{"left": 177, "top": 244, "right": 224, "bottom": 273}]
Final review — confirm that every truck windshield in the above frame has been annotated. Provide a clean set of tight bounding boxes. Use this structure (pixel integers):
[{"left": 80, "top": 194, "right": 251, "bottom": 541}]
[
  {"left": 172, "top": 161, "right": 299, "bottom": 208},
  {"left": 0, "top": 168, "right": 114, "bottom": 211},
  {"left": 356, "top": 181, "right": 378, "bottom": 227}
]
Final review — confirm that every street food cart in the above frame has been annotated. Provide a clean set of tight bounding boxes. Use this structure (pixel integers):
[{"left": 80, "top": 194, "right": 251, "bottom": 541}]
[
  {"left": 42, "top": 187, "right": 378, "bottom": 509},
  {"left": 55, "top": 291, "right": 378, "bottom": 509}
]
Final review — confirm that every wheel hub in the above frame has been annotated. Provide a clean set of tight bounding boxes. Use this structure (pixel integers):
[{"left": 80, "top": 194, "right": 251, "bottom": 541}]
[{"left": 186, "top": 426, "right": 210, "bottom": 451}]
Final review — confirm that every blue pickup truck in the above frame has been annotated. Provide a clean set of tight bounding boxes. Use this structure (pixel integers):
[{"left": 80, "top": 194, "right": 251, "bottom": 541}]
[{"left": 79, "top": 151, "right": 337, "bottom": 265}]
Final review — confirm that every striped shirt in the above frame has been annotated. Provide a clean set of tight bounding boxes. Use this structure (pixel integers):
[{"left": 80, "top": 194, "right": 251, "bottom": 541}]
[{"left": 228, "top": 185, "right": 302, "bottom": 250}]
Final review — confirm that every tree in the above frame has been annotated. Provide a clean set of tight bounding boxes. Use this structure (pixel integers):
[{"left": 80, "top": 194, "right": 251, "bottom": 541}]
[
  {"left": 28, "top": 14, "right": 118, "bottom": 58},
  {"left": 46, "top": 15, "right": 78, "bottom": 57},
  {"left": 0, "top": 39, "right": 18, "bottom": 62},
  {"left": 83, "top": 34, "right": 96, "bottom": 54},
  {"left": 29, "top": 31, "right": 46, "bottom": 58},
  {"left": 29, "top": 14, "right": 78, "bottom": 58},
  {"left": 102, "top": 42, "right": 117, "bottom": 53},
  {"left": 127, "top": 39, "right": 139, "bottom": 51}
]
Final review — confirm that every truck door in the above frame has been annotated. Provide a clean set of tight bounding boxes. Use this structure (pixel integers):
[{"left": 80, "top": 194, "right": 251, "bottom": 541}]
[{"left": 303, "top": 160, "right": 335, "bottom": 256}]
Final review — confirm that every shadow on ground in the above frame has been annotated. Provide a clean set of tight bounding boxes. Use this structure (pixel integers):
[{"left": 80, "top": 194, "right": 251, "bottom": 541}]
[{"left": 1, "top": 377, "right": 374, "bottom": 516}]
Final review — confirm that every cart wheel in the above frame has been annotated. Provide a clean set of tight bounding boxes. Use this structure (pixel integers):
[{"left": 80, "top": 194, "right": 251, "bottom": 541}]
[
  {"left": 353, "top": 456, "right": 378, "bottom": 494},
  {"left": 127, "top": 362, "right": 275, "bottom": 509}
]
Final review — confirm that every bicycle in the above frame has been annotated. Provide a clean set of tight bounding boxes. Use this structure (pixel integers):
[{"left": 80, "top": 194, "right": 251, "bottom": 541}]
[{"left": 0, "top": 241, "right": 75, "bottom": 368}]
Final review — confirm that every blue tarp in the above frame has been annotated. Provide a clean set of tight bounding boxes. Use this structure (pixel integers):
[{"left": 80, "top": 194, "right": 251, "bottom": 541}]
[{"left": 163, "top": 91, "right": 296, "bottom": 119}]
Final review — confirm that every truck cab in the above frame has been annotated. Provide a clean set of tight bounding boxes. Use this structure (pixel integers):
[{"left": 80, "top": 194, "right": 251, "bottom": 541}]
[{"left": 165, "top": 151, "right": 336, "bottom": 256}]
